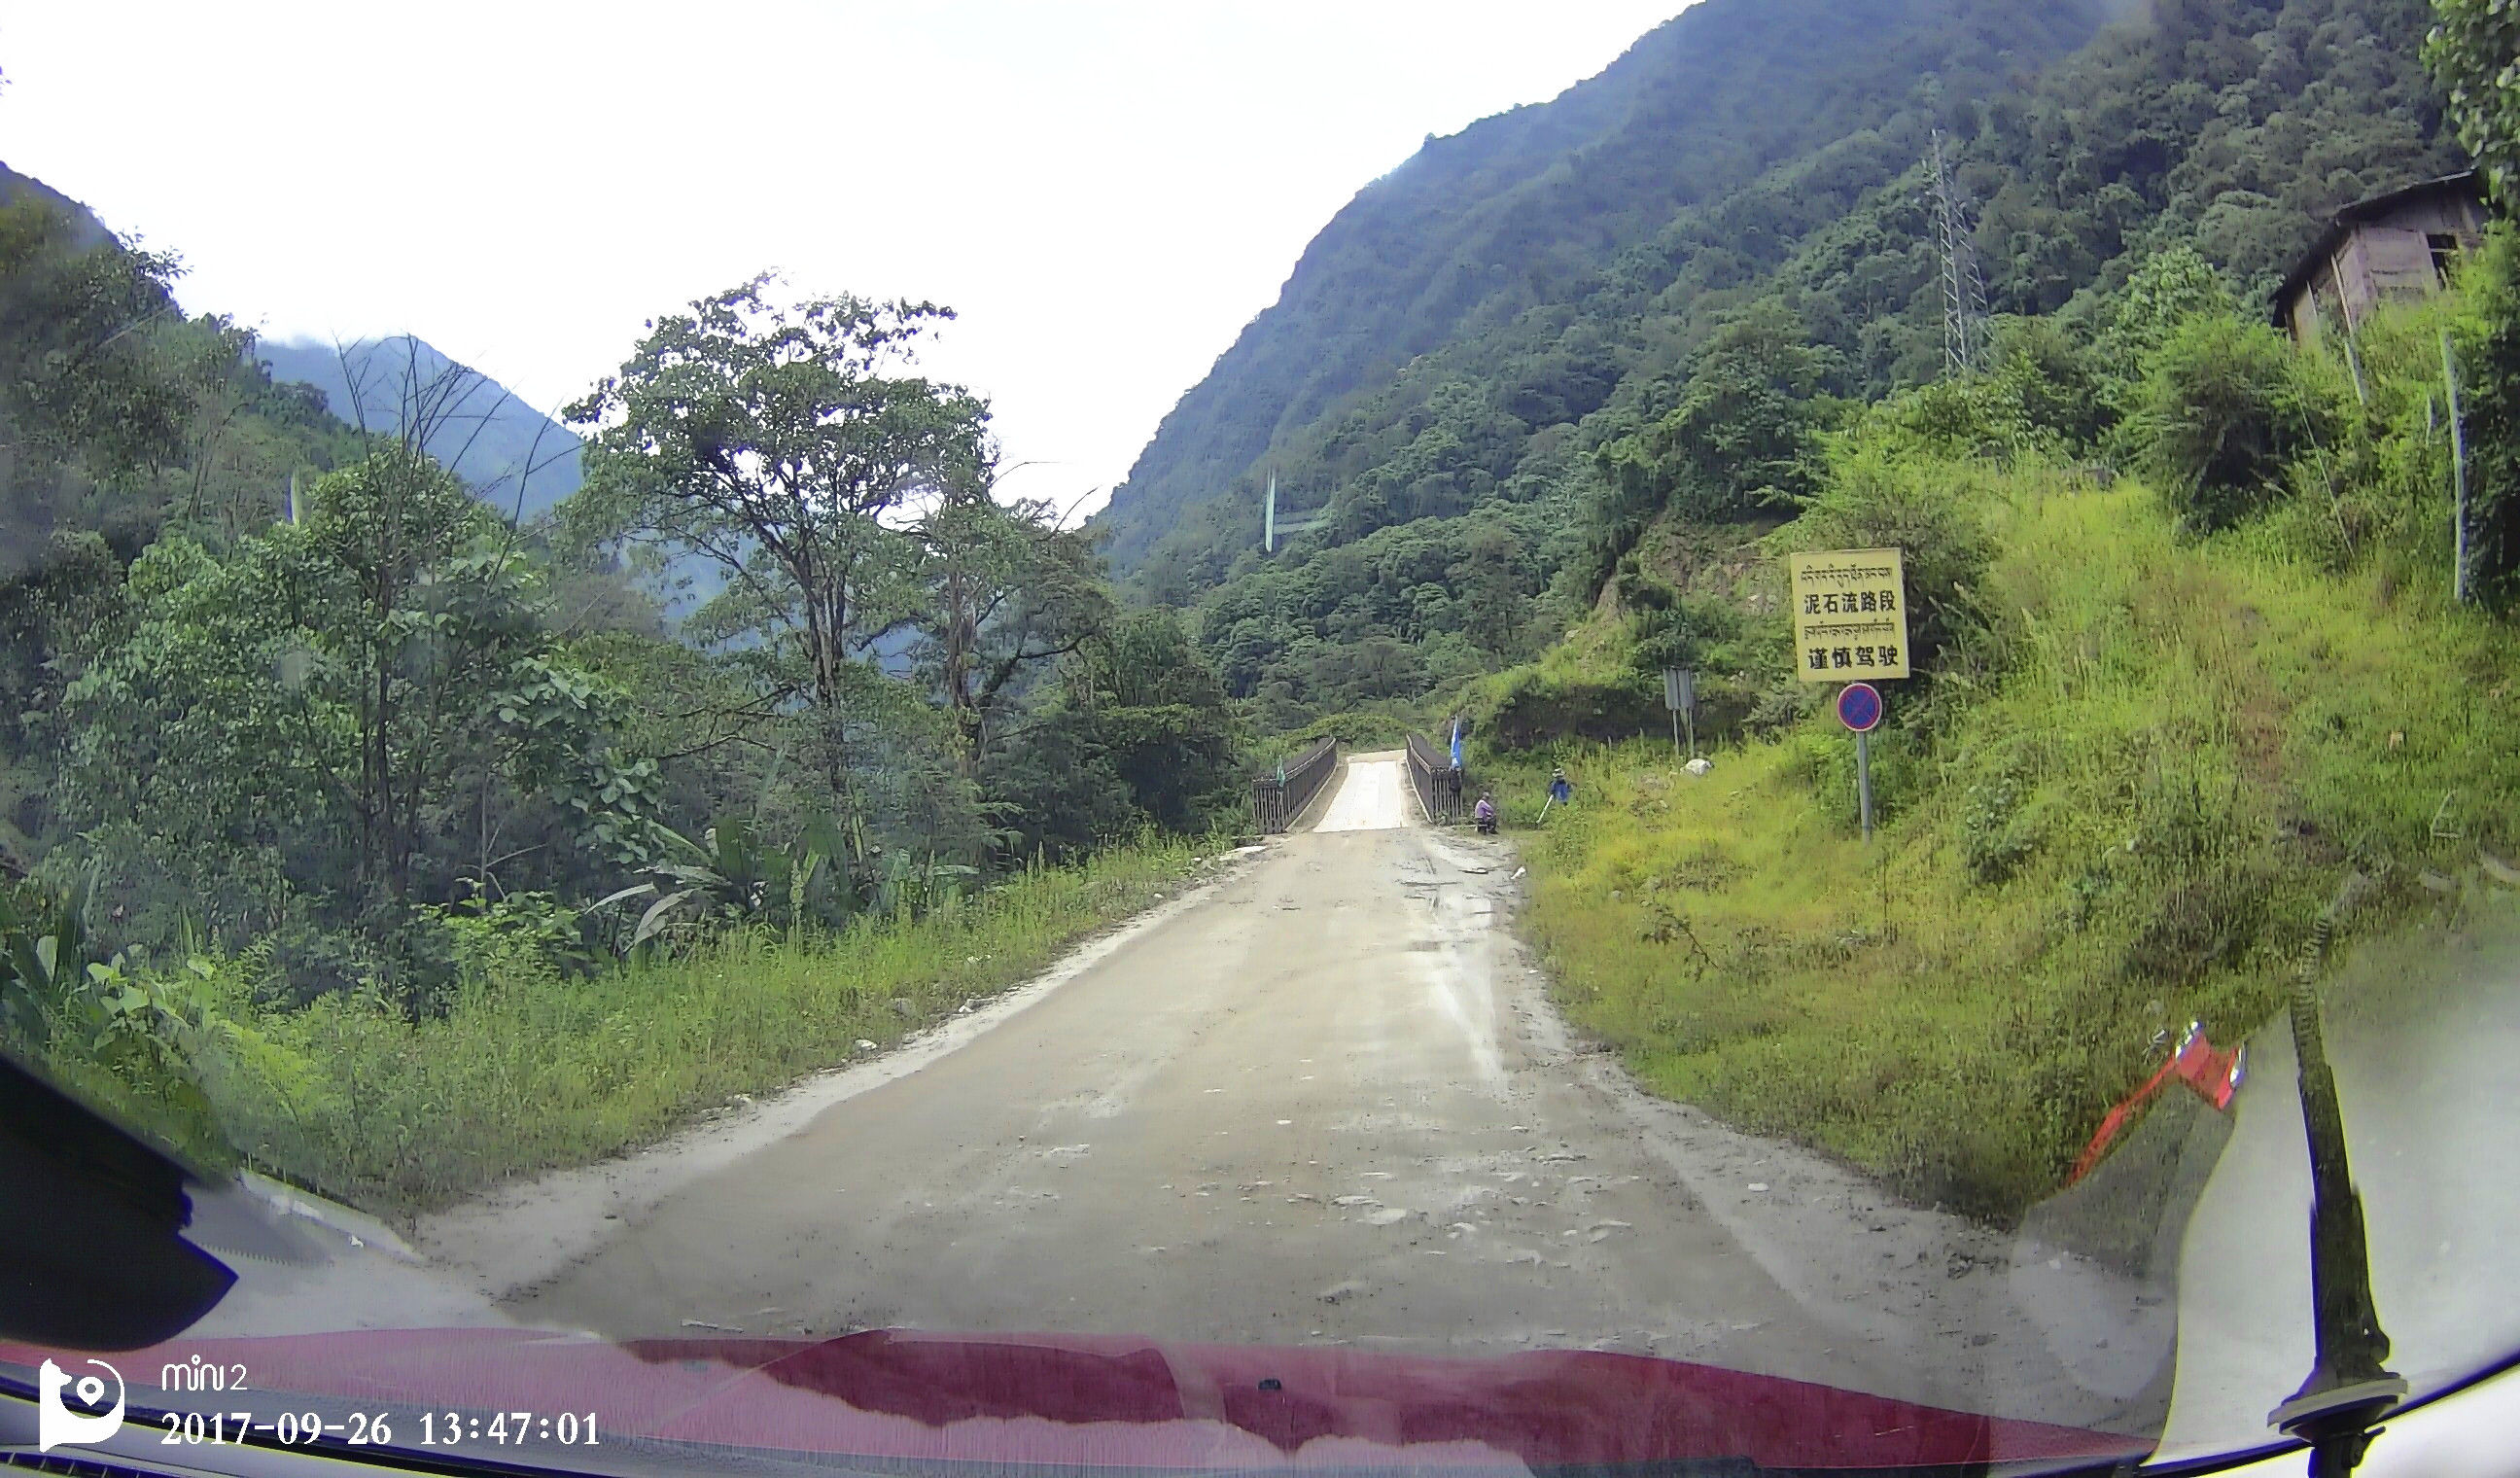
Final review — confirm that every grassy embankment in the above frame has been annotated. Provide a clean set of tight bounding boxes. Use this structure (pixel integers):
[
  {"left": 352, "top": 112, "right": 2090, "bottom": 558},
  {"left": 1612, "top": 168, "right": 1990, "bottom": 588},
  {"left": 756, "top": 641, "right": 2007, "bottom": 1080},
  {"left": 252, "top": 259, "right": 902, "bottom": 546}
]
[
  {"left": 46, "top": 838, "right": 1210, "bottom": 1220},
  {"left": 1480, "top": 471, "right": 2520, "bottom": 1220}
]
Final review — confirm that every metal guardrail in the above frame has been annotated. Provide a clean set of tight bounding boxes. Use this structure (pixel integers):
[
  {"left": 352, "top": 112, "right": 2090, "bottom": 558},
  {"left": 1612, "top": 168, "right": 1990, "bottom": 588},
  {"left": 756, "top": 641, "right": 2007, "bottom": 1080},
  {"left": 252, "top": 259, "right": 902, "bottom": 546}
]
[
  {"left": 1406, "top": 733, "right": 1468, "bottom": 827},
  {"left": 1251, "top": 737, "right": 1339, "bottom": 833}
]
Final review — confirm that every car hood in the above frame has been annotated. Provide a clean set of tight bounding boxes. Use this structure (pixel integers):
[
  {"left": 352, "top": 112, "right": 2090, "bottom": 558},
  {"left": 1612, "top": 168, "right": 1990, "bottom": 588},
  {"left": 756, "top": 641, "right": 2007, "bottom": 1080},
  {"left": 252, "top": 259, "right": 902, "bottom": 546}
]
[{"left": 7, "top": 1327, "right": 2152, "bottom": 1474}]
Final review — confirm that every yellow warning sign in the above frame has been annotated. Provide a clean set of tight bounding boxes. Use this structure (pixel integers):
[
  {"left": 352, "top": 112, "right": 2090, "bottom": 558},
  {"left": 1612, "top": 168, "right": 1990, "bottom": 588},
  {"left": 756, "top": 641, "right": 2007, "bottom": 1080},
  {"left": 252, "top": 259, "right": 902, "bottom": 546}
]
[{"left": 1789, "top": 548, "right": 1909, "bottom": 683}]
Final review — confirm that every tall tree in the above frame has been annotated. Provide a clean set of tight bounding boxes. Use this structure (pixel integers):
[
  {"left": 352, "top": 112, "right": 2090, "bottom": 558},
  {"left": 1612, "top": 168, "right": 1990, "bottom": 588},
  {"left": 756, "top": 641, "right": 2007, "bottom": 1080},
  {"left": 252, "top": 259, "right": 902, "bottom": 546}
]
[
  {"left": 1445, "top": 522, "right": 1530, "bottom": 657},
  {"left": 2427, "top": 0, "right": 2520, "bottom": 208},
  {"left": 564, "top": 277, "right": 993, "bottom": 834},
  {"left": 984, "top": 612, "right": 1242, "bottom": 859},
  {"left": 915, "top": 486, "right": 1109, "bottom": 777},
  {"left": 56, "top": 450, "right": 647, "bottom": 938}
]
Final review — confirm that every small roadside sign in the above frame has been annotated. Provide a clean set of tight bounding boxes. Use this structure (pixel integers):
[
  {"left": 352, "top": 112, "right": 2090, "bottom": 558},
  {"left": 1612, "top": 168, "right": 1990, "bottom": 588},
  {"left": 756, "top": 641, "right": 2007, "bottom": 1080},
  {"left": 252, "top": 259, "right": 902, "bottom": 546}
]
[
  {"left": 1790, "top": 548, "right": 1909, "bottom": 683},
  {"left": 1837, "top": 681, "right": 1883, "bottom": 733},
  {"left": 1662, "top": 667, "right": 1698, "bottom": 762},
  {"left": 1838, "top": 680, "right": 1885, "bottom": 841}
]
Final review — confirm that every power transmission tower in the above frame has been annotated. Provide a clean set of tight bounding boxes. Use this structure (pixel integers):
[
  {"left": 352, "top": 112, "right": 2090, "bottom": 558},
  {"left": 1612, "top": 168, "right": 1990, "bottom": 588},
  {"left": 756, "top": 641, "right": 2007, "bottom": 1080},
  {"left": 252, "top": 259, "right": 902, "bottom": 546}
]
[{"left": 1929, "top": 130, "right": 1989, "bottom": 375}]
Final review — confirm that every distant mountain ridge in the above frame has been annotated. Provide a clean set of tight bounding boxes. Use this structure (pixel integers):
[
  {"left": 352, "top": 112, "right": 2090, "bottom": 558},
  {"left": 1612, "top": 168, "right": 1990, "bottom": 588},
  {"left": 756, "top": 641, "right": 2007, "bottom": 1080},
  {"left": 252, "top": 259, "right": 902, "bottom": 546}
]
[
  {"left": 256, "top": 335, "right": 581, "bottom": 520},
  {"left": 3, "top": 159, "right": 580, "bottom": 523}
]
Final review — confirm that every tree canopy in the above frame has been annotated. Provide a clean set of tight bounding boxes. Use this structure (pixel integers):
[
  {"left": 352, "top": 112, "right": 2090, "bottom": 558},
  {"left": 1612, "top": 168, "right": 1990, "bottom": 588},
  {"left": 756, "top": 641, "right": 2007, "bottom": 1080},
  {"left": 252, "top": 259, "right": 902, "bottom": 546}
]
[
  {"left": 565, "top": 280, "right": 995, "bottom": 826},
  {"left": 2427, "top": 0, "right": 2520, "bottom": 207}
]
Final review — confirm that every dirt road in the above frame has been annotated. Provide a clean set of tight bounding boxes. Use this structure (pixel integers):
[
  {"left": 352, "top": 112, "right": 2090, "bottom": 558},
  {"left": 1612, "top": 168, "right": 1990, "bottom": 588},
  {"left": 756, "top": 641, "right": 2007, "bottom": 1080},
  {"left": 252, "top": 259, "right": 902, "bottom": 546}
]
[{"left": 418, "top": 756, "right": 2159, "bottom": 1431}]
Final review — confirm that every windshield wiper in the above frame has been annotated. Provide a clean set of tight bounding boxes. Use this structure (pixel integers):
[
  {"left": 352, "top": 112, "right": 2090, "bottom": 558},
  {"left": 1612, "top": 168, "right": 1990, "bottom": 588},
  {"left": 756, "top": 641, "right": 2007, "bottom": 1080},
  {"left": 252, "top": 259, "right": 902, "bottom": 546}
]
[{"left": 2267, "top": 873, "right": 2405, "bottom": 1477}]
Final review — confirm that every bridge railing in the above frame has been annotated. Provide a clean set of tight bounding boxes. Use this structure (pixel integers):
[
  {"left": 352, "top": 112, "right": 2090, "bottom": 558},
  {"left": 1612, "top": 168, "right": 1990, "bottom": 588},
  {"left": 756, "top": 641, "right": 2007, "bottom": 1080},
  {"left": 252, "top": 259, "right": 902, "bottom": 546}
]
[
  {"left": 1251, "top": 737, "right": 1339, "bottom": 833},
  {"left": 1405, "top": 733, "right": 1468, "bottom": 827}
]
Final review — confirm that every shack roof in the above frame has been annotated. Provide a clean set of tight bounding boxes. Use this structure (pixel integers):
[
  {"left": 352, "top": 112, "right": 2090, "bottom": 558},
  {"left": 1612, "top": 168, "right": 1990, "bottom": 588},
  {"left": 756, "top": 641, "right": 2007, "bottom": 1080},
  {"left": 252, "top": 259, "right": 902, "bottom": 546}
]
[{"left": 2269, "top": 169, "right": 2485, "bottom": 326}]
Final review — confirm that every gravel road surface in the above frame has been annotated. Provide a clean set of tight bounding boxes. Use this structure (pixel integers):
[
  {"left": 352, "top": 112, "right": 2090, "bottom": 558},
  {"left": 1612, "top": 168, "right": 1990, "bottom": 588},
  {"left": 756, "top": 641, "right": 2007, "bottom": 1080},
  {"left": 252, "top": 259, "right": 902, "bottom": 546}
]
[{"left": 413, "top": 756, "right": 2160, "bottom": 1432}]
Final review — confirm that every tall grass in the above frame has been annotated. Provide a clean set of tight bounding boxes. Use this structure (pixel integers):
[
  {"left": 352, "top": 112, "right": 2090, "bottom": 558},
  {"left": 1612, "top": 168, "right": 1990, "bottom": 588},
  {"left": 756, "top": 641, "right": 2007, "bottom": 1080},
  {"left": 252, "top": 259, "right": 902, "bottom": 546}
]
[
  {"left": 168, "top": 837, "right": 1209, "bottom": 1219},
  {"left": 1494, "top": 473, "right": 2520, "bottom": 1219}
]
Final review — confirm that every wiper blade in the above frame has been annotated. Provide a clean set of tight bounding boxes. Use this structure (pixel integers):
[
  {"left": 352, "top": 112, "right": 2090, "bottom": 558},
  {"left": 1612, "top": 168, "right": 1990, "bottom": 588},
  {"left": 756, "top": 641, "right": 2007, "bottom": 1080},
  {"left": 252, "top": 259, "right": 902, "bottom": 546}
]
[{"left": 2268, "top": 872, "right": 2406, "bottom": 1476}]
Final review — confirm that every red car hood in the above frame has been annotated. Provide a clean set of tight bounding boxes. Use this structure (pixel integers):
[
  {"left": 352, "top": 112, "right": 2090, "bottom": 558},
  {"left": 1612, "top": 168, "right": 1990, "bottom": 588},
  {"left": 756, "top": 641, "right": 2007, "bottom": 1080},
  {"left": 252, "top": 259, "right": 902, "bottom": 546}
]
[{"left": 7, "top": 1327, "right": 2152, "bottom": 1473}]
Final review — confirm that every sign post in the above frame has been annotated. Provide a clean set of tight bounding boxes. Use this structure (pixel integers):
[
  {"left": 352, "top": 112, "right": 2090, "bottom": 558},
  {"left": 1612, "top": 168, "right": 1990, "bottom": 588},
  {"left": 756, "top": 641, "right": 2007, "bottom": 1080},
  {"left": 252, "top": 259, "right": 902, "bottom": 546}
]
[
  {"left": 1837, "top": 681, "right": 1884, "bottom": 841},
  {"left": 1791, "top": 548, "right": 1908, "bottom": 840},
  {"left": 1859, "top": 732, "right": 1872, "bottom": 839},
  {"left": 1662, "top": 667, "right": 1697, "bottom": 762}
]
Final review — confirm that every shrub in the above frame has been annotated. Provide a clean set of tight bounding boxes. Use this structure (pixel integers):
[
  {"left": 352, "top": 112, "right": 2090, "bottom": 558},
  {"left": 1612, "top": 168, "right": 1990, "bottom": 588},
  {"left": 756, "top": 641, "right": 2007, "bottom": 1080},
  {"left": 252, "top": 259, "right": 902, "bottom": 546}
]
[
  {"left": 1774, "top": 442, "right": 1995, "bottom": 677},
  {"left": 1961, "top": 769, "right": 2039, "bottom": 886},
  {"left": 1482, "top": 667, "right": 1667, "bottom": 749},
  {"left": 2092, "top": 245, "right": 2237, "bottom": 400},
  {"left": 1851, "top": 320, "right": 2109, "bottom": 464},
  {"left": 2132, "top": 311, "right": 2335, "bottom": 531},
  {"left": 1624, "top": 595, "right": 1747, "bottom": 678},
  {"left": 1858, "top": 377, "right": 2014, "bottom": 462},
  {"left": 414, "top": 890, "right": 597, "bottom": 989},
  {"left": 1990, "top": 316, "right": 2113, "bottom": 451},
  {"left": 2452, "top": 225, "right": 2520, "bottom": 600}
]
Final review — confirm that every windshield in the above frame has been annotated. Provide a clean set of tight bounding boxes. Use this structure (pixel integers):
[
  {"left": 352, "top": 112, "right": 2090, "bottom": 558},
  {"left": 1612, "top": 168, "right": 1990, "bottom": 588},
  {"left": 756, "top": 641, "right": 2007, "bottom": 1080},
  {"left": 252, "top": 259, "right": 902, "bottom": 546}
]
[{"left": 4, "top": 3, "right": 2518, "bottom": 1475}]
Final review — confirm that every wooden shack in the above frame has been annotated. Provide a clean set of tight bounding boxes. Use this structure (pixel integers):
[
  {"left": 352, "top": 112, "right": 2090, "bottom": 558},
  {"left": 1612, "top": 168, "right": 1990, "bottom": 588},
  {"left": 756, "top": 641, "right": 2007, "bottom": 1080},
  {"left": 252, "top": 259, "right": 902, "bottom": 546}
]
[{"left": 2272, "top": 171, "right": 2488, "bottom": 345}]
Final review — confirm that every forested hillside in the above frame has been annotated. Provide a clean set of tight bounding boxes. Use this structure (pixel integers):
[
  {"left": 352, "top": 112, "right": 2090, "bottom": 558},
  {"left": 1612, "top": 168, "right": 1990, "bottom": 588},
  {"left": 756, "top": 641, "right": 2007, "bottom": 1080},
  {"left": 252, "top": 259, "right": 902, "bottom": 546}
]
[
  {"left": 4, "top": 164, "right": 582, "bottom": 526},
  {"left": 1097, "top": 0, "right": 2121, "bottom": 584},
  {"left": 1, "top": 176, "right": 370, "bottom": 862},
  {"left": 0, "top": 162, "right": 107, "bottom": 247},
  {"left": 1094, "top": 0, "right": 2464, "bottom": 727}
]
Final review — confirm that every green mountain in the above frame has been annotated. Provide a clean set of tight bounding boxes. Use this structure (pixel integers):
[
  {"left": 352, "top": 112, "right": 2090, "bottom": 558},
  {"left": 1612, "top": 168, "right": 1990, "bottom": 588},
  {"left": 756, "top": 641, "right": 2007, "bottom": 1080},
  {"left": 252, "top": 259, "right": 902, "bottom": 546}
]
[
  {"left": 1092, "top": 0, "right": 2461, "bottom": 724},
  {"left": 1093, "top": 0, "right": 2125, "bottom": 584}
]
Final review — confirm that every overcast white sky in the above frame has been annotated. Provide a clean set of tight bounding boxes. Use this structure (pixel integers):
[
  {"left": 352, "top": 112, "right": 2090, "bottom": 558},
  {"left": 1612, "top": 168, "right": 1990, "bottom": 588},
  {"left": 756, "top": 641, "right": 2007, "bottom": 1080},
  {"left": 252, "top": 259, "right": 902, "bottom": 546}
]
[{"left": 2, "top": 2, "right": 1687, "bottom": 513}]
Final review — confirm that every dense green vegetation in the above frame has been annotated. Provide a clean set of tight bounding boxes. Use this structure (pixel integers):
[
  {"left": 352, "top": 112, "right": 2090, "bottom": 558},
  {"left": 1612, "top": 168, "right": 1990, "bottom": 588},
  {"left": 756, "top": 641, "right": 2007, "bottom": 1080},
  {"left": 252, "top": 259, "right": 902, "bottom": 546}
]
[
  {"left": 0, "top": 180, "right": 1251, "bottom": 1206},
  {"left": 10, "top": 0, "right": 2520, "bottom": 1237},
  {"left": 1475, "top": 211, "right": 2520, "bottom": 1218},
  {"left": 1092, "top": 0, "right": 2467, "bottom": 726},
  {"left": 1, "top": 171, "right": 370, "bottom": 869},
  {"left": 2428, "top": 0, "right": 2520, "bottom": 209}
]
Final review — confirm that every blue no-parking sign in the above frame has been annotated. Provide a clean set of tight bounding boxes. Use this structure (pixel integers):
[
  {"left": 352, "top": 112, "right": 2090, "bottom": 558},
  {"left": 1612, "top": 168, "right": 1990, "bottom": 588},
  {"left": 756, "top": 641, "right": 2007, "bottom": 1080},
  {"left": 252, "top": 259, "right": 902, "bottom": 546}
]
[{"left": 1837, "top": 681, "right": 1884, "bottom": 734}]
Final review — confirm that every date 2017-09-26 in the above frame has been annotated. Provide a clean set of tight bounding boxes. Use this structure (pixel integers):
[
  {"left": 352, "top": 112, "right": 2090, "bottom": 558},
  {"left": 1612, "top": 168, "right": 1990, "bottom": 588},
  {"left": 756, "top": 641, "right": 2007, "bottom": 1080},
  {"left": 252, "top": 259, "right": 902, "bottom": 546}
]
[{"left": 154, "top": 1408, "right": 600, "bottom": 1447}]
